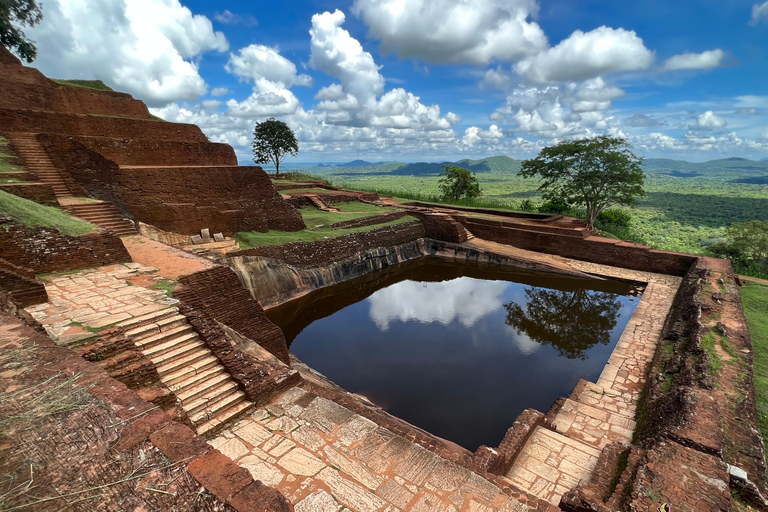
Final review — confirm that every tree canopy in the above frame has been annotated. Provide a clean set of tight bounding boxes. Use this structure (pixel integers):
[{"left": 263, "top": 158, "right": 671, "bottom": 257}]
[
  {"left": 1, "top": 0, "right": 42, "bottom": 63},
  {"left": 252, "top": 118, "right": 299, "bottom": 176},
  {"left": 504, "top": 288, "right": 622, "bottom": 360},
  {"left": 438, "top": 165, "right": 481, "bottom": 201},
  {"left": 709, "top": 220, "right": 768, "bottom": 278},
  {"left": 520, "top": 136, "right": 644, "bottom": 230}
]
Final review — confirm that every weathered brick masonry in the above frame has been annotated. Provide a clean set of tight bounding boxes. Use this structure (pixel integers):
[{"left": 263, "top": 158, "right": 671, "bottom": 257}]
[
  {"left": 75, "top": 136, "right": 237, "bottom": 167},
  {"left": 37, "top": 134, "right": 305, "bottom": 236},
  {"left": 230, "top": 221, "right": 426, "bottom": 267},
  {"left": 456, "top": 216, "right": 696, "bottom": 276},
  {"left": 177, "top": 266, "right": 291, "bottom": 364},
  {"left": 0, "top": 222, "right": 131, "bottom": 272},
  {"left": 0, "top": 183, "right": 57, "bottom": 205}
]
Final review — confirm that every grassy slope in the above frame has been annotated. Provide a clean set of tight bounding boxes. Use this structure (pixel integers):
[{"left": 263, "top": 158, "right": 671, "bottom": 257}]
[
  {"left": 742, "top": 282, "right": 768, "bottom": 445},
  {"left": 235, "top": 206, "right": 412, "bottom": 248},
  {"left": 51, "top": 79, "right": 114, "bottom": 91},
  {"left": 0, "top": 190, "right": 95, "bottom": 236},
  {"left": 0, "top": 137, "right": 23, "bottom": 174}
]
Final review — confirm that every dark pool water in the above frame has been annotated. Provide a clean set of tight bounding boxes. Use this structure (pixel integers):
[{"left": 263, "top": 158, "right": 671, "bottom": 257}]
[{"left": 267, "top": 259, "right": 642, "bottom": 451}]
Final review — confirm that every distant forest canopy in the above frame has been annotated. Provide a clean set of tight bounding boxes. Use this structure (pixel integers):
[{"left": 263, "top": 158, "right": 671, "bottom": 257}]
[{"left": 293, "top": 155, "right": 768, "bottom": 181}]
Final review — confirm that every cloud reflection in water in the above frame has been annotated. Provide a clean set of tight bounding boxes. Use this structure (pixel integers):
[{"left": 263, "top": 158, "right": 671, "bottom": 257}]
[{"left": 368, "top": 277, "right": 508, "bottom": 331}]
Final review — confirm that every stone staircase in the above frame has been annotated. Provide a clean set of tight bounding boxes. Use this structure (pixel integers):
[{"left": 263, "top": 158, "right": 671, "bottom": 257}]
[
  {"left": 504, "top": 378, "right": 637, "bottom": 505},
  {"left": 117, "top": 307, "right": 253, "bottom": 435},
  {"left": 63, "top": 201, "right": 138, "bottom": 236},
  {"left": 6, "top": 132, "right": 71, "bottom": 197},
  {"left": 308, "top": 194, "right": 340, "bottom": 212}
]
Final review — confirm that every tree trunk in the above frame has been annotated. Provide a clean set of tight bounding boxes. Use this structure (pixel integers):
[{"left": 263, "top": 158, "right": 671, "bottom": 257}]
[
  {"left": 586, "top": 207, "right": 598, "bottom": 231},
  {"left": 275, "top": 160, "right": 280, "bottom": 176}
]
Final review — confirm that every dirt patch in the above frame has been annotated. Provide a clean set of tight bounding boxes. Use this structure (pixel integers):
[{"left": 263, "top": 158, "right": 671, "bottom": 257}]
[{"left": 121, "top": 235, "right": 215, "bottom": 280}]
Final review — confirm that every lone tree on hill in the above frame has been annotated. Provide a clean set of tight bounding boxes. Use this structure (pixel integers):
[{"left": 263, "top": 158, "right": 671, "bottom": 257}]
[
  {"left": 520, "top": 136, "right": 644, "bottom": 231},
  {"left": 252, "top": 118, "right": 299, "bottom": 176},
  {"left": 1, "top": 0, "right": 42, "bottom": 63},
  {"left": 438, "top": 164, "right": 481, "bottom": 201}
]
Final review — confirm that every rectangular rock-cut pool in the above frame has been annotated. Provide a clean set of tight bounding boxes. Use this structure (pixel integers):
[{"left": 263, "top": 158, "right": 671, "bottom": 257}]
[{"left": 266, "top": 259, "right": 643, "bottom": 451}]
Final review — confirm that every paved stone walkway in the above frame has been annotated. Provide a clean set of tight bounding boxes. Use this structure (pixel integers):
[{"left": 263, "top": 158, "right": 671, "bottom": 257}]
[
  {"left": 26, "top": 263, "right": 178, "bottom": 344},
  {"left": 505, "top": 258, "right": 681, "bottom": 505},
  {"left": 211, "top": 387, "right": 531, "bottom": 512}
]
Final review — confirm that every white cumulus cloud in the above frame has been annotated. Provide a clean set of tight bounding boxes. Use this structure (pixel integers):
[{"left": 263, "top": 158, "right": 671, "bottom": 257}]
[
  {"left": 691, "top": 111, "right": 728, "bottom": 131},
  {"left": 750, "top": 1, "right": 768, "bottom": 25},
  {"left": 351, "top": 0, "right": 547, "bottom": 65},
  {"left": 663, "top": 49, "right": 725, "bottom": 71},
  {"left": 514, "top": 26, "right": 654, "bottom": 83},
  {"left": 226, "top": 44, "right": 312, "bottom": 87},
  {"left": 27, "top": 0, "right": 227, "bottom": 106}
]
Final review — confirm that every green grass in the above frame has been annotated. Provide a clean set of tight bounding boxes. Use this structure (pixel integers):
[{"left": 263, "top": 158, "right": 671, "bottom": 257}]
[
  {"left": 333, "top": 201, "right": 394, "bottom": 213},
  {"left": 150, "top": 279, "right": 177, "bottom": 296},
  {"left": 51, "top": 79, "right": 114, "bottom": 91},
  {"left": 297, "top": 206, "right": 384, "bottom": 228},
  {"left": 235, "top": 216, "right": 416, "bottom": 249},
  {"left": 283, "top": 188, "right": 342, "bottom": 194},
  {"left": 701, "top": 330, "right": 723, "bottom": 376},
  {"left": 0, "top": 137, "right": 22, "bottom": 173},
  {"left": 742, "top": 282, "right": 768, "bottom": 454},
  {"left": 0, "top": 190, "right": 95, "bottom": 236}
]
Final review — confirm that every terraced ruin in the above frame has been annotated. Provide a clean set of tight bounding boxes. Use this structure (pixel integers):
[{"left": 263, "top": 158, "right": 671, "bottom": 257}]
[{"left": 1, "top": 46, "right": 766, "bottom": 512}]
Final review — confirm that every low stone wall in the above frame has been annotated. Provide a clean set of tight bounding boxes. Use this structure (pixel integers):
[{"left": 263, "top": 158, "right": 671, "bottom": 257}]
[
  {"left": 329, "top": 211, "right": 409, "bottom": 229},
  {"left": 230, "top": 220, "right": 425, "bottom": 267},
  {"left": 0, "top": 183, "right": 57, "bottom": 205},
  {"left": 457, "top": 216, "right": 696, "bottom": 276},
  {"left": 410, "top": 211, "right": 470, "bottom": 243},
  {"left": 76, "top": 136, "right": 237, "bottom": 167},
  {"left": 0, "top": 257, "right": 47, "bottom": 307},
  {"left": 176, "top": 266, "right": 291, "bottom": 364},
  {"left": 0, "top": 222, "right": 132, "bottom": 273}
]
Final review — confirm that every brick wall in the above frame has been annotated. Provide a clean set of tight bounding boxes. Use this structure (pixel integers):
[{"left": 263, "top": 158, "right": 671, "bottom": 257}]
[
  {"left": 409, "top": 211, "right": 470, "bottom": 244},
  {"left": 458, "top": 217, "right": 696, "bottom": 276},
  {"left": 38, "top": 135, "right": 305, "bottom": 236},
  {"left": 177, "top": 266, "right": 291, "bottom": 364},
  {"left": 0, "top": 108, "right": 208, "bottom": 142},
  {"left": 0, "top": 257, "right": 48, "bottom": 307},
  {"left": 0, "top": 183, "right": 57, "bottom": 205},
  {"left": 230, "top": 221, "right": 426, "bottom": 267},
  {"left": 329, "top": 211, "right": 409, "bottom": 229},
  {"left": 0, "top": 222, "right": 132, "bottom": 273},
  {"left": 76, "top": 136, "right": 237, "bottom": 167}
]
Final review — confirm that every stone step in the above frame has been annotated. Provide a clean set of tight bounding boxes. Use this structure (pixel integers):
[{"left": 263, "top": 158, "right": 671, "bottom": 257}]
[
  {"left": 141, "top": 331, "right": 198, "bottom": 359},
  {"left": 125, "top": 314, "right": 187, "bottom": 341},
  {"left": 191, "top": 389, "right": 246, "bottom": 425},
  {"left": 187, "top": 380, "right": 245, "bottom": 421},
  {"left": 149, "top": 339, "right": 205, "bottom": 367},
  {"left": 184, "top": 381, "right": 239, "bottom": 416},
  {"left": 169, "top": 365, "right": 225, "bottom": 393},
  {"left": 550, "top": 398, "right": 636, "bottom": 450},
  {"left": 164, "top": 356, "right": 221, "bottom": 387},
  {"left": 117, "top": 307, "right": 179, "bottom": 330},
  {"left": 571, "top": 380, "right": 636, "bottom": 419},
  {"left": 156, "top": 350, "right": 215, "bottom": 378},
  {"left": 176, "top": 371, "right": 233, "bottom": 404},
  {"left": 195, "top": 397, "right": 253, "bottom": 436}
]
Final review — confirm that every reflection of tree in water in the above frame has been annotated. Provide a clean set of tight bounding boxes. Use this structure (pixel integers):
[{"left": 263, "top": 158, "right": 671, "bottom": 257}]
[{"left": 504, "top": 288, "right": 622, "bottom": 360}]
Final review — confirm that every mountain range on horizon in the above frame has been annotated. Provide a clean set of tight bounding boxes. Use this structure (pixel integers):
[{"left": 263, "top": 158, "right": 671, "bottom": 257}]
[{"left": 292, "top": 155, "right": 768, "bottom": 180}]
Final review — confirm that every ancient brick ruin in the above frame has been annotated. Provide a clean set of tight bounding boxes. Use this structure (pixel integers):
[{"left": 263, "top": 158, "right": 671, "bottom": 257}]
[{"left": 1, "top": 43, "right": 766, "bottom": 512}]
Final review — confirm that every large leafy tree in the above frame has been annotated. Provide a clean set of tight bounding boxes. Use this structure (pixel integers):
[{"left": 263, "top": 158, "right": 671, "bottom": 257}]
[
  {"left": 252, "top": 118, "right": 299, "bottom": 176},
  {"left": 504, "top": 288, "right": 622, "bottom": 360},
  {"left": 438, "top": 165, "right": 481, "bottom": 201},
  {"left": 710, "top": 220, "right": 768, "bottom": 277},
  {"left": 520, "top": 136, "right": 644, "bottom": 230},
  {"left": 1, "top": 0, "right": 42, "bottom": 63}
]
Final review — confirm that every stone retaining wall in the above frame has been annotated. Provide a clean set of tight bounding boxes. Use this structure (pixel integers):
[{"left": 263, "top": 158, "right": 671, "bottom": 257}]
[
  {"left": 76, "top": 136, "right": 237, "bottom": 167},
  {"left": 329, "top": 211, "right": 409, "bottom": 229},
  {"left": 176, "top": 266, "right": 291, "bottom": 364},
  {"left": 0, "top": 183, "right": 57, "bottom": 205},
  {"left": 457, "top": 216, "right": 696, "bottom": 276},
  {"left": 0, "top": 222, "right": 131, "bottom": 272},
  {"left": 230, "top": 220, "right": 425, "bottom": 267}
]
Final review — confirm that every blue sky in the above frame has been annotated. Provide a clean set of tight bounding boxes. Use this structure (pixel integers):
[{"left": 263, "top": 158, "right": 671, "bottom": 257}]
[{"left": 20, "top": 0, "right": 768, "bottom": 163}]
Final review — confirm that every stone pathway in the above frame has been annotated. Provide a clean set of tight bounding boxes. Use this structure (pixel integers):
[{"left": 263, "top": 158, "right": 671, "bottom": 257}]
[
  {"left": 504, "top": 259, "right": 681, "bottom": 505},
  {"left": 211, "top": 386, "right": 533, "bottom": 512},
  {"left": 26, "top": 263, "right": 178, "bottom": 344}
]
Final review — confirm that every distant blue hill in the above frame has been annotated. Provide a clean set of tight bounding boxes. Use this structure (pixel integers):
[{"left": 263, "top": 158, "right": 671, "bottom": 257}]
[{"left": 340, "top": 160, "right": 376, "bottom": 167}]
